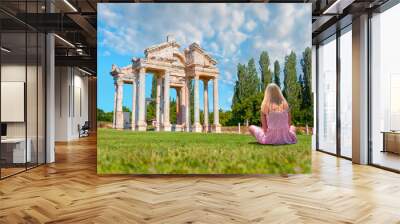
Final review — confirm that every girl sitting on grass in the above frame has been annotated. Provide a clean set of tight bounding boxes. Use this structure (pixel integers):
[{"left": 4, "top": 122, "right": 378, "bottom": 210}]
[{"left": 249, "top": 83, "right": 297, "bottom": 145}]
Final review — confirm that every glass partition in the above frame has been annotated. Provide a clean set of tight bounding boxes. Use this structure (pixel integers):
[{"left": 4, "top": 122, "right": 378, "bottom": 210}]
[
  {"left": 0, "top": 1, "right": 46, "bottom": 179},
  {"left": 317, "top": 35, "right": 337, "bottom": 154},
  {"left": 1, "top": 30, "right": 28, "bottom": 177},
  {"left": 339, "top": 27, "right": 352, "bottom": 158},
  {"left": 371, "top": 3, "right": 400, "bottom": 171}
]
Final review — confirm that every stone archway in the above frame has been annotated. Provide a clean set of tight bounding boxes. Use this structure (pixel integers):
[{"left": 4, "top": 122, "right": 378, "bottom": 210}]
[{"left": 110, "top": 36, "right": 221, "bottom": 133}]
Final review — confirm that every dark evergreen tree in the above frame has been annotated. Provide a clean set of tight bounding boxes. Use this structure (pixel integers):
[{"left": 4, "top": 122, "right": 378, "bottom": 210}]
[
  {"left": 147, "top": 75, "right": 158, "bottom": 121},
  {"left": 300, "top": 47, "right": 313, "bottom": 126},
  {"left": 231, "top": 59, "right": 261, "bottom": 124},
  {"left": 283, "top": 51, "right": 301, "bottom": 124},
  {"left": 170, "top": 98, "right": 177, "bottom": 124},
  {"left": 259, "top": 51, "right": 272, "bottom": 91},
  {"left": 300, "top": 47, "right": 312, "bottom": 109},
  {"left": 246, "top": 58, "right": 261, "bottom": 96},
  {"left": 273, "top": 60, "right": 281, "bottom": 88},
  {"left": 232, "top": 63, "right": 247, "bottom": 107}
]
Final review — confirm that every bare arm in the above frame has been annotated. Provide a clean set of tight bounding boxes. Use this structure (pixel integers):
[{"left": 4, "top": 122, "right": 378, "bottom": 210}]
[{"left": 261, "top": 112, "right": 268, "bottom": 132}]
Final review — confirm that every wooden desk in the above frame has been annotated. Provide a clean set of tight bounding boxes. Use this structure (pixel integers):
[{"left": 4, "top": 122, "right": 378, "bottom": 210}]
[
  {"left": 381, "top": 131, "right": 400, "bottom": 154},
  {"left": 1, "top": 138, "right": 31, "bottom": 163}
]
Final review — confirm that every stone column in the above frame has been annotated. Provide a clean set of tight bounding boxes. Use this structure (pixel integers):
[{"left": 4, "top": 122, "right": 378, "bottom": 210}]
[
  {"left": 155, "top": 76, "right": 162, "bottom": 131},
  {"left": 185, "top": 78, "right": 191, "bottom": 132},
  {"left": 135, "top": 77, "right": 140, "bottom": 128},
  {"left": 131, "top": 75, "right": 137, "bottom": 130},
  {"left": 162, "top": 71, "right": 171, "bottom": 131},
  {"left": 136, "top": 68, "right": 147, "bottom": 131},
  {"left": 192, "top": 75, "right": 202, "bottom": 132},
  {"left": 212, "top": 78, "right": 221, "bottom": 133},
  {"left": 203, "top": 79, "right": 209, "bottom": 132},
  {"left": 112, "top": 82, "right": 117, "bottom": 128},
  {"left": 115, "top": 78, "right": 124, "bottom": 129}
]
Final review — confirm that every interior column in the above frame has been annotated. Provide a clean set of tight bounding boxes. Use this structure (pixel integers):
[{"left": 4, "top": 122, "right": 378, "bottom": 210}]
[
  {"left": 352, "top": 14, "right": 369, "bottom": 164},
  {"left": 46, "top": 17, "right": 56, "bottom": 163},
  {"left": 136, "top": 68, "right": 147, "bottom": 131},
  {"left": 203, "top": 79, "right": 209, "bottom": 132},
  {"left": 193, "top": 75, "right": 202, "bottom": 132},
  {"left": 212, "top": 77, "right": 221, "bottom": 133},
  {"left": 115, "top": 78, "right": 124, "bottom": 129},
  {"left": 156, "top": 75, "right": 162, "bottom": 131},
  {"left": 162, "top": 71, "right": 171, "bottom": 131}
]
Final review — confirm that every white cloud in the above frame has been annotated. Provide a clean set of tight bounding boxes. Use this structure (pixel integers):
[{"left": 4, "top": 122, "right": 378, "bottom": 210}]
[
  {"left": 245, "top": 20, "right": 257, "bottom": 32},
  {"left": 224, "top": 71, "right": 233, "bottom": 81},
  {"left": 252, "top": 36, "right": 293, "bottom": 64},
  {"left": 209, "top": 42, "right": 219, "bottom": 53},
  {"left": 98, "top": 4, "right": 120, "bottom": 28},
  {"left": 249, "top": 4, "right": 311, "bottom": 65},
  {"left": 98, "top": 4, "right": 256, "bottom": 58},
  {"left": 249, "top": 4, "right": 269, "bottom": 22},
  {"left": 277, "top": 4, "right": 296, "bottom": 38},
  {"left": 276, "top": 4, "right": 310, "bottom": 38}
]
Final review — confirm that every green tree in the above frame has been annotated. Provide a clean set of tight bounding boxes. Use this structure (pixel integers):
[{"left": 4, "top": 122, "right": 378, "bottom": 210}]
[
  {"left": 273, "top": 60, "right": 281, "bottom": 88},
  {"left": 231, "top": 59, "right": 261, "bottom": 125},
  {"left": 122, "top": 106, "right": 131, "bottom": 113},
  {"left": 170, "top": 98, "right": 177, "bottom": 124},
  {"left": 147, "top": 75, "right": 157, "bottom": 121},
  {"left": 231, "top": 92, "right": 263, "bottom": 125},
  {"left": 246, "top": 58, "right": 261, "bottom": 96},
  {"left": 259, "top": 51, "right": 272, "bottom": 91},
  {"left": 218, "top": 110, "right": 234, "bottom": 126},
  {"left": 300, "top": 47, "right": 313, "bottom": 126},
  {"left": 97, "top": 108, "right": 113, "bottom": 122},
  {"left": 232, "top": 63, "right": 247, "bottom": 107},
  {"left": 283, "top": 51, "right": 301, "bottom": 125},
  {"left": 300, "top": 47, "right": 312, "bottom": 109}
]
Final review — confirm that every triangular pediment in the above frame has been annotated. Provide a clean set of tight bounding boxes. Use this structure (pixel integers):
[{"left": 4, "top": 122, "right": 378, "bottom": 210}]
[
  {"left": 185, "top": 43, "right": 217, "bottom": 67},
  {"left": 144, "top": 41, "right": 180, "bottom": 60}
]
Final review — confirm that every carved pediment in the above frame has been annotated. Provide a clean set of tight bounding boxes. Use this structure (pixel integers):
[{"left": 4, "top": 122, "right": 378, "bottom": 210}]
[
  {"left": 144, "top": 40, "right": 181, "bottom": 60},
  {"left": 185, "top": 43, "right": 217, "bottom": 67},
  {"left": 113, "top": 36, "right": 219, "bottom": 81}
]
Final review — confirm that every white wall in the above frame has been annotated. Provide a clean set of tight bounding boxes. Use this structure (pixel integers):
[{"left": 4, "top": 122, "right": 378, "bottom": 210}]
[{"left": 54, "top": 66, "right": 89, "bottom": 141}]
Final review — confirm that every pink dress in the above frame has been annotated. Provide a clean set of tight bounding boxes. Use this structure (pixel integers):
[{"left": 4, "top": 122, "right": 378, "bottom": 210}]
[{"left": 249, "top": 110, "right": 297, "bottom": 145}]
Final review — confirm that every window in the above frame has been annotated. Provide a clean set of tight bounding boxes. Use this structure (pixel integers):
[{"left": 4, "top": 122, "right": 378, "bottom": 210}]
[
  {"left": 370, "top": 3, "right": 400, "bottom": 171},
  {"left": 340, "top": 27, "right": 352, "bottom": 158},
  {"left": 317, "top": 35, "right": 337, "bottom": 154}
]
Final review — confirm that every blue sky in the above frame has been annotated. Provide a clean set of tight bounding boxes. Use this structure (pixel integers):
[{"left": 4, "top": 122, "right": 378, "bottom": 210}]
[{"left": 97, "top": 3, "right": 311, "bottom": 112}]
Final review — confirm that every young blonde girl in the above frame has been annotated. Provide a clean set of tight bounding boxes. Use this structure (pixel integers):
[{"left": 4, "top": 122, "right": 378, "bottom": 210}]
[{"left": 249, "top": 83, "right": 297, "bottom": 145}]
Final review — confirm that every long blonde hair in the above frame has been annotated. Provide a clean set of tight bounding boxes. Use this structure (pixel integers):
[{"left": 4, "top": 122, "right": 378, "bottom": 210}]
[{"left": 261, "top": 83, "right": 288, "bottom": 114}]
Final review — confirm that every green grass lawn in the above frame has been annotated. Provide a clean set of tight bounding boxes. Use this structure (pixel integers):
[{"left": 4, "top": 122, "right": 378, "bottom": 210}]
[{"left": 97, "top": 128, "right": 311, "bottom": 174}]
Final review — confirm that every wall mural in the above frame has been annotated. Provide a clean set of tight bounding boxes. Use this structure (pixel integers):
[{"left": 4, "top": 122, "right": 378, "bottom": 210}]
[{"left": 97, "top": 3, "right": 312, "bottom": 174}]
